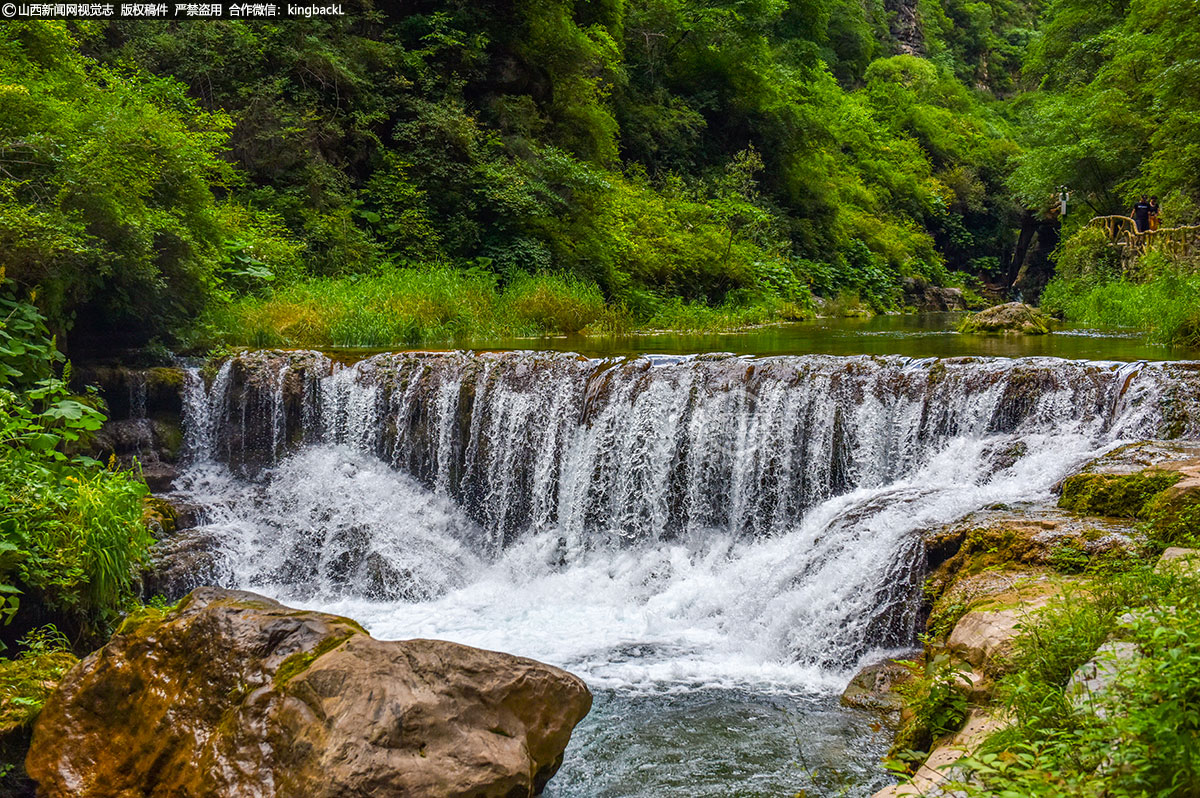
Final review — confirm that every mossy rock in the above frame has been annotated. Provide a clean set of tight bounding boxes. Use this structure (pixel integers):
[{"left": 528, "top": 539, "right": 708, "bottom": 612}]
[
  {"left": 1058, "top": 471, "right": 1180, "bottom": 518},
  {"left": 142, "top": 496, "right": 178, "bottom": 537},
  {"left": 957, "top": 303, "right": 1053, "bottom": 335},
  {"left": 145, "top": 367, "right": 185, "bottom": 392},
  {"left": 0, "top": 648, "right": 79, "bottom": 791},
  {"left": 273, "top": 632, "right": 354, "bottom": 689},
  {"left": 152, "top": 419, "right": 185, "bottom": 462},
  {"left": 27, "top": 587, "right": 593, "bottom": 798}
]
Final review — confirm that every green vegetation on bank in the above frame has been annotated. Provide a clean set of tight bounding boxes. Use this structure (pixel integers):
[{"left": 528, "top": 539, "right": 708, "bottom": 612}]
[
  {"left": 0, "top": 284, "right": 154, "bottom": 785},
  {"left": 954, "top": 566, "right": 1200, "bottom": 796},
  {"left": 891, "top": 466, "right": 1200, "bottom": 798},
  {"left": 1025, "top": 0, "right": 1200, "bottom": 343},
  {"left": 0, "top": 288, "right": 154, "bottom": 647},
  {"left": 193, "top": 266, "right": 816, "bottom": 348},
  {"left": 1042, "top": 245, "right": 1200, "bottom": 346}
]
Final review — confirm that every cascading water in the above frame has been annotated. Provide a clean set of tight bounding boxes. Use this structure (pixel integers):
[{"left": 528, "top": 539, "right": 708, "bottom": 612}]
[{"left": 171, "top": 349, "right": 1200, "bottom": 796}]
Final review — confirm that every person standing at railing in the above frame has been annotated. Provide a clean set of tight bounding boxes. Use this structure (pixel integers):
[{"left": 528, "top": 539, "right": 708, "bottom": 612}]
[
  {"left": 1149, "top": 196, "right": 1161, "bottom": 231},
  {"left": 1131, "top": 195, "right": 1153, "bottom": 233}
]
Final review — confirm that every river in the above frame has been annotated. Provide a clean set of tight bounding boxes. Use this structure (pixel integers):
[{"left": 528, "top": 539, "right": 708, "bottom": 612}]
[{"left": 166, "top": 317, "right": 1200, "bottom": 797}]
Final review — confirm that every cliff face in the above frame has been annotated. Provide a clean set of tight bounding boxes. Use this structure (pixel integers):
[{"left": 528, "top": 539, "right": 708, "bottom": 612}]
[{"left": 885, "top": 0, "right": 926, "bottom": 56}]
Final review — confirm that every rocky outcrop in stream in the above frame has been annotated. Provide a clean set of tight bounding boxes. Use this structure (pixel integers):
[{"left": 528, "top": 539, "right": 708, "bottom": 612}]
[
  {"left": 26, "top": 588, "right": 592, "bottom": 798},
  {"left": 78, "top": 365, "right": 187, "bottom": 492},
  {"left": 957, "top": 302, "right": 1052, "bottom": 335}
]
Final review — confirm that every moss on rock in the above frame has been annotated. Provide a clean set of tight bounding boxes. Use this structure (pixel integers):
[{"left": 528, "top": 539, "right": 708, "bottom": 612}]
[
  {"left": 1143, "top": 489, "right": 1200, "bottom": 548},
  {"left": 141, "top": 496, "right": 177, "bottom": 537},
  {"left": 273, "top": 632, "right": 354, "bottom": 690},
  {"left": 957, "top": 303, "right": 1053, "bottom": 335},
  {"left": 1058, "top": 471, "right": 1180, "bottom": 518}
]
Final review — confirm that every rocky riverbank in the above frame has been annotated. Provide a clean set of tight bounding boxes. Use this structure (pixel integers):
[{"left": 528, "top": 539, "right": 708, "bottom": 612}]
[{"left": 856, "top": 440, "right": 1200, "bottom": 796}]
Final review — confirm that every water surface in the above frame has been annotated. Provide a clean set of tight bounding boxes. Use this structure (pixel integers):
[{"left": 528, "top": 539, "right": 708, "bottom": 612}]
[{"left": 386, "top": 313, "right": 1193, "bottom": 361}]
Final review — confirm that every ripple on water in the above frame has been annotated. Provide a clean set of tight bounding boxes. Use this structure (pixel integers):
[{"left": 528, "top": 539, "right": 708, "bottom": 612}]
[{"left": 543, "top": 687, "right": 892, "bottom": 798}]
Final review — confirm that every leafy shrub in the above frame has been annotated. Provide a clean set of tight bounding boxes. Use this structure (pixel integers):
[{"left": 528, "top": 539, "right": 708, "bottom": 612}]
[
  {"left": 1143, "top": 490, "right": 1200, "bottom": 549},
  {"left": 0, "top": 290, "right": 152, "bottom": 642},
  {"left": 892, "top": 652, "right": 971, "bottom": 757},
  {"left": 1053, "top": 227, "right": 1122, "bottom": 282}
]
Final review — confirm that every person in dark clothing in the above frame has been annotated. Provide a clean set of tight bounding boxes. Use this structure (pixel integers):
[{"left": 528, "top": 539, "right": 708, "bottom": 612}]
[
  {"left": 1132, "top": 195, "right": 1153, "bottom": 233},
  {"left": 1150, "top": 196, "right": 1161, "bottom": 231}
]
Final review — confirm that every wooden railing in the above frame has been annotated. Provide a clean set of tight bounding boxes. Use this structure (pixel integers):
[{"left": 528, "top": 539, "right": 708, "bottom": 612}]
[{"left": 1085, "top": 215, "right": 1200, "bottom": 263}]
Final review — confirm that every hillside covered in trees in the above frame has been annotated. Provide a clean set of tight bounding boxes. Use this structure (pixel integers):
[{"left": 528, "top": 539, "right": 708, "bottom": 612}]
[{"left": 1, "top": 0, "right": 1198, "bottom": 350}]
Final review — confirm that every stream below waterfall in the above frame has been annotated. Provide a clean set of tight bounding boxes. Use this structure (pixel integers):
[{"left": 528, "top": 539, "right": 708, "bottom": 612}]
[{"left": 166, "top": 340, "right": 1200, "bottom": 796}]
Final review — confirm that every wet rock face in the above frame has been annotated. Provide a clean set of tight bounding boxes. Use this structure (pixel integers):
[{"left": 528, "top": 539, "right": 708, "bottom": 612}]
[
  {"left": 922, "top": 505, "right": 1140, "bottom": 599},
  {"left": 81, "top": 365, "right": 187, "bottom": 491},
  {"left": 901, "top": 277, "right": 966, "bottom": 312},
  {"left": 141, "top": 530, "right": 230, "bottom": 601},
  {"left": 841, "top": 659, "right": 915, "bottom": 712},
  {"left": 957, "top": 302, "right": 1052, "bottom": 335},
  {"left": 26, "top": 588, "right": 592, "bottom": 798}
]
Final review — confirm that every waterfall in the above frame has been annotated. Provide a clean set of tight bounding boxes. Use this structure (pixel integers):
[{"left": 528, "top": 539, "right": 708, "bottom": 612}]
[{"left": 172, "top": 350, "right": 1200, "bottom": 686}]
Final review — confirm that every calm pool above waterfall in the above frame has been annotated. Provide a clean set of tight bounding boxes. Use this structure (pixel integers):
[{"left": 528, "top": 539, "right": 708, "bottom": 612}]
[
  {"left": 168, "top": 320, "right": 1200, "bottom": 797},
  {"left": 323, "top": 312, "right": 1198, "bottom": 362}
]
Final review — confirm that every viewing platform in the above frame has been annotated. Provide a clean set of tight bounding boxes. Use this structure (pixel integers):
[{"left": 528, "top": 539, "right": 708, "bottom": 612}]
[{"left": 1087, "top": 214, "right": 1200, "bottom": 263}]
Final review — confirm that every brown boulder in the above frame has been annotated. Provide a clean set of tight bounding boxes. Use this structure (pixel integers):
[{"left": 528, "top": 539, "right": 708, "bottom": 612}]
[
  {"left": 945, "top": 583, "right": 1057, "bottom": 674},
  {"left": 27, "top": 588, "right": 591, "bottom": 798},
  {"left": 901, "top": 278, "right": 967, "bottom": 312}
]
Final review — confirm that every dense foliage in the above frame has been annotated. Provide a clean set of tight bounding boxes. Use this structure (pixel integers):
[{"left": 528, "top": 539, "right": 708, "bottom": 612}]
[
  {"left": 0, "top": 4, "right": 1025, "bottom": 347},
  {"left": 0, "top": 2, "right": 1192, "bottom": 347},
  {"left": 1025, "top": 0, "right": 1200, "bottom": 343},
  {"left": 0, "top": 287, "right": 152, "bottom": 646}
]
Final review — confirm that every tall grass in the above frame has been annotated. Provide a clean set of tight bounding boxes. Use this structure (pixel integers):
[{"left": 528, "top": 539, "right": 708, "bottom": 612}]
[
  {"left": 1041, "top": 244, "right": 1200, "bottom": 346},
  {"left": 190, "top": 265, "right": 812, "bottom": 348},
  {"left": 193, "top": 267, "right": 625, "bottom": 348},
  {"left": 642, "top": 293, "right": 810, "bottom": 332},
  {"left": 0, "top": 455, "right": 151, "bottom": 640}
]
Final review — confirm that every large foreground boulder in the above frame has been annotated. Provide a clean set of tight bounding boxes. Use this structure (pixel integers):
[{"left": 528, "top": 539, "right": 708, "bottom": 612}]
[{"left": 26, "top": 588, "right": 591, "bottom": 798}]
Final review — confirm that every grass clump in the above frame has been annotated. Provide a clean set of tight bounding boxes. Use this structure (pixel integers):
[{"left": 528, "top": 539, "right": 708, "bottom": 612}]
[
  {"left": 192, "top": 266, "right": 633, "bottom": 349},
  {"left": 1143, "top": 490, "right": 1200, "bottom": 549},
  {"left": 1041, "top": 241, "right": 1200, "bottom": 346},
  {"left": 0, "top": 453, "right": 152, "bottom": 645},
  {"left": 891, "top": 652, "right": 972, "bottom": 760},
  {"left": 944, "top": 565, "right": 1200, "bottom": 797}
]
